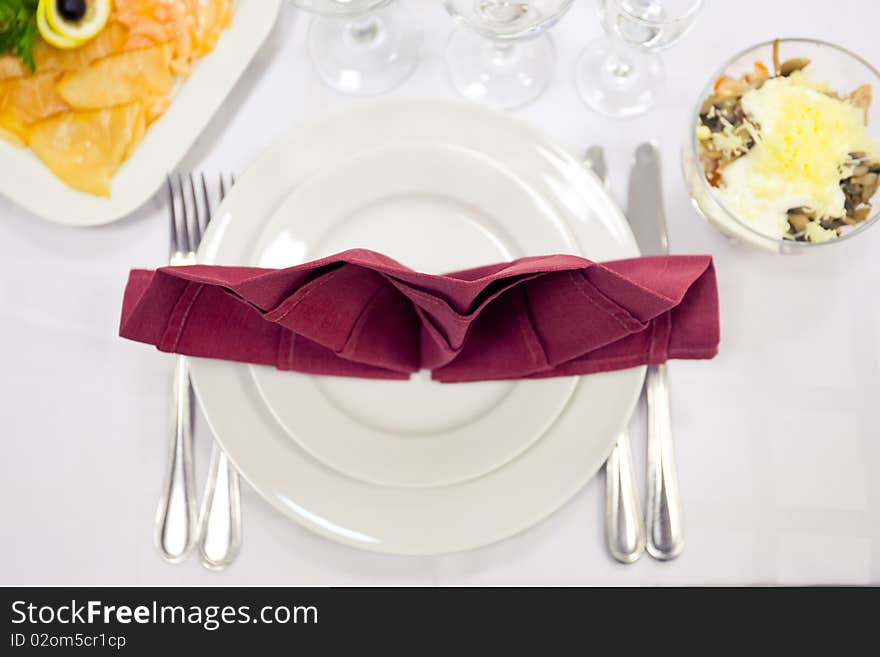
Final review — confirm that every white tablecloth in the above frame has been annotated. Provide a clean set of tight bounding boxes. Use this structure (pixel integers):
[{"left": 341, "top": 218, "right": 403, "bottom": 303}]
[{"left": 2, "top": 0, "right": 878, "bottom": 586}]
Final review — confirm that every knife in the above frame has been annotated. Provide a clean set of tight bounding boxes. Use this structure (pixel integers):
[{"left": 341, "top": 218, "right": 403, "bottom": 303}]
[
  {"left": 585, "top": 145, "right": 646, "bottom": 564},
  {"left": 626, "top": 143, "right": 684, "bottom": 561}
]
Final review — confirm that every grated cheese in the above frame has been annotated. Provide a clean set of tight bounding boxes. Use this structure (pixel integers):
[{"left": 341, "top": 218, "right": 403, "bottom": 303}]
[{"left": 715, "top": 72, "right": 879, "bottom": 239}]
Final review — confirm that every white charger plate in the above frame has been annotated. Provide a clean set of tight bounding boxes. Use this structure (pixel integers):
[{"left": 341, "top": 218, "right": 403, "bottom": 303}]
[
  {"left": 191, "top": 98, "right": 645, "bottom": 555},
  {"left": 0, "top": 0, "right": 281, "bottom": 226}
]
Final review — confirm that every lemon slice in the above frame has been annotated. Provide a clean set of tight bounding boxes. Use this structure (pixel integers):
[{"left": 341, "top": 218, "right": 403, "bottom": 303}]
[
  {"left": 43, "top": 0, "right": 112, "bottom": 46},
  {"left": 37, "top": 0, "right": 81, "bottom": 49}
]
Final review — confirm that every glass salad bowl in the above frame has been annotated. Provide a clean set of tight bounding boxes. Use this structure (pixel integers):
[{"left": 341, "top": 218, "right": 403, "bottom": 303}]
[{"left": 682, "top": 38, "right": 880, "bottom": 253}]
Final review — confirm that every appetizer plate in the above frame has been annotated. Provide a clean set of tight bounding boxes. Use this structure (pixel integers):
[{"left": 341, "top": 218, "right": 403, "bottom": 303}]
[
  {"left": 191, "top": 98, "right": 645, "bottom": 555},
  {"left": 0, "top": 0, "right": 281, "bottom": 227}
]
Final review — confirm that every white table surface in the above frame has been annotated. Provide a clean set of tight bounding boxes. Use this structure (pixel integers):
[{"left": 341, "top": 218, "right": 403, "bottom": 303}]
[{"left": 2, "top": 0, "right": 879, "bottom": 586}]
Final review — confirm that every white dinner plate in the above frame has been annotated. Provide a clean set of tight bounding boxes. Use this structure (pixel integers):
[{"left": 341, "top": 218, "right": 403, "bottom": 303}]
[
  {"left": 0, "top": 0, "right": 281, "bottom": 226},
  {"left": 250, "top": 143, "right": 579, "bottom": 488},
  {"left": 191, "top": 98, "right": 645, "bottom": 555}
]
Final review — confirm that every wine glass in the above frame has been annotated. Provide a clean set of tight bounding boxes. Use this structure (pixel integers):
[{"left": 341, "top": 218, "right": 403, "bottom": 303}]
[
  {"left": 576, "top": 0, "right": 703, "bottom": 118},
  {"left": 291, "top": 0, "right": 421, "bottom": 95},
  {"left": 443, "top": 1, "right": 575, "bottom": 109}
]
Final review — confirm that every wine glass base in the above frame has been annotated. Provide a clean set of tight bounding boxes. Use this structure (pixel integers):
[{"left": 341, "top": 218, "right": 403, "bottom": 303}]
[
  {"left": 308, "top": 5, "right": 421, "bottom": 96},
  {"left": 445, "top": 30, "right": 556, "bottom": 110},
  {"left": 575, "top": 38, "right": 664, "bottom": 118}
]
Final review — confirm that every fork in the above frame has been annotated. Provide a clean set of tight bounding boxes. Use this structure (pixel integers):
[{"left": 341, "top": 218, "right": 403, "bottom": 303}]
[
  {"left": 154, "top": 174, "right": 203, "bottom": 563},
  {"left": 193, "top": 175, "right": 242, "bottom": 571},
  {"left": 584, "top": 146, "right": 646, "bottom": 564},
  {"left": 156, "top": 174, "right": 241, "bottom": 570}
]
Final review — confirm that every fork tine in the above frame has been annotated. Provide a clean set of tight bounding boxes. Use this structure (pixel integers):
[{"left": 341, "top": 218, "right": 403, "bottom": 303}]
[
  {"left": 219, "top": 174, "right": 227, "bottom": 202},
  {"left": 200, "top": 172, "right": 212, "bottom": 228},
  {"left": 188, "top": 173, "right": 202, "bottom": 248},
  {"left": 167, "top": 175, "right": 179, "bottom": 256},
  {"left": 178, "top": 173, "right": 193, "bottom": 254}
]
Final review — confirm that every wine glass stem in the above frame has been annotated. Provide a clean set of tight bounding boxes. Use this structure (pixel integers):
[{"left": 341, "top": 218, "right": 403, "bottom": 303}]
[
  {"left": 605, "top": 42, "right": 636, "bottom": 80},
  {"left": 488, "top": 41, "right": 516, "bottom": 66},
  {"left": 345, "top": 14, "right": 384, "bottom": 47}
]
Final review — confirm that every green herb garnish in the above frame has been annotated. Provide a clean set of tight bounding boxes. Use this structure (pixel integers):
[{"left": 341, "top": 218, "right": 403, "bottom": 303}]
[{"left": 0, "top": 0, "right": 39, "bottom": 72}]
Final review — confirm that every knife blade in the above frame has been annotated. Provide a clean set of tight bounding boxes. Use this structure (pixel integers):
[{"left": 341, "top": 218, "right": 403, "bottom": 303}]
[{"left": 626, "top": 143, "right": 668, "bottom": 256}]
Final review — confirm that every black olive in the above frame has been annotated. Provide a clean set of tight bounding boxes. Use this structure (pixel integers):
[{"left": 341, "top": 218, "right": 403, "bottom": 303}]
[{"left": 57, "top": 0, "right": 87, "bottom": 22}]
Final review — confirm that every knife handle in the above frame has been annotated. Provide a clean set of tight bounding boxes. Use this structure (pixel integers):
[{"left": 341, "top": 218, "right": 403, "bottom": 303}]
[
  {"left": 605, "top": 430, "right": 646, "bottom": 563},
  {"left": 645, "top": 363, "right": 684, "bottom": 560},
  {"left": 197, "top": 443, "right": 242, "bottom": 571}
]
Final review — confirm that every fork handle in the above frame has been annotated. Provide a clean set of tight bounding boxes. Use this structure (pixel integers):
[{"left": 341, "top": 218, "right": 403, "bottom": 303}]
[
  {"left": 645, "top": 364, "right": 684, "bottom": 560},
  {"left": 155, "top": 355, "right": 197, "bottom": 563},
  {"left": 605, "top": 430, "right": 646, "bottom": 563},
  {"left": 197, "top": 443, "right": 242, "bottom": 571}
]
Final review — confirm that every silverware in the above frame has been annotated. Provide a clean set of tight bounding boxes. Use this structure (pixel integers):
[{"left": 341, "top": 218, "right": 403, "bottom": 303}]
[
  {"left": 626, "top": 143, "right": 684, "bottom": 561},
  {"left": 585, "top": 145, "right": 646, "bottom": 564},
  {"left": 156, "top": 174, "right": 243, "bottom": 570},
  {"left": 155, "top": 174, "right": 202, "bottom": 563},
  {"left": 194, "top": 174, "right": 243, "bottom": 572},
  {"left": 585, "top": 145, "right": 608, "bottom": 184}
]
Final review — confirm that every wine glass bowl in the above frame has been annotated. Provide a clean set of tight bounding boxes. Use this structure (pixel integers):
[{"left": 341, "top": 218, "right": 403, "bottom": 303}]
[
  {"left": 289, "top": 0, "right": 421, "bottom": 96},
  {"left": 603, "top": 0, "right": 702, "bottom": 51},
  {"left": 293, "top": 0, "right": 390, "bottom": 13},
  {"left": 577, "top": 0, "right": 703, "bottom": 118},
  {"left": 444, "top": 0, "right": 574, "bottom": 39},
  {"left": 444, "top": 0, "right": 575, "bottom": 109}
]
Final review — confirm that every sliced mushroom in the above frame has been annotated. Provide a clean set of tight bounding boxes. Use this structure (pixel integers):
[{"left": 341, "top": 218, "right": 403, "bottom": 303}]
[
  {"left": 700, "top": 95, "right": 723, "bottom": 115},
  {"left": 851, "top": 172, "right": 878, "bottom": 188},
  {"left": 787, "top": 212, "right": 810, "bottom": 233},
  {"left": 859, "top": 173, "right": 879, "bottom": 204},
  {"left": 851, "top": 163, "right": 870, "bottom": 177},
  {"left": 848, "top": 184, "right": 864, "bottom": 206},
  {"left": 848, "top": 85, "right": 872, "bottom": 125},
  {"left": 846, "top": 206, "right": 872, "bottom": 224},
  {"left": 779, "top": 57, "right": 811, "bottom": 76},
  {"left": 849, "top": 85, "right": 872, "bottom": 108},
  {"left": 772, "top": 39, "right": 780, "bottom": 76}
]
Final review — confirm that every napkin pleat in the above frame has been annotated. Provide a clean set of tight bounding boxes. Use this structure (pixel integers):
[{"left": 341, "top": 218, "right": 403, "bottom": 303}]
[
  {"left": 648, "top": 311, "right": 673, "bottom": 363},
  {"left": 667, "top": 259, "right": 719, "bottom": 359},
  {"left": 280, "top": 332, "right": 409, "bottom": 380},
  {"left": 340, "top": 283, "right": 420, "bottom": 373},
  {"left": 589, "top": 256, "right": 711, "bottom": 321},
  {"left": 429, "top": 285, "right": 550, "bottom": 381},
  {"left": 119, "top": 248, "right": 719, "bottom": 382},
  {"left": 173, "top": 283, "right": 283, "bottom": 366},
  {"left": 523, "top": 270, "right": 647, "bottom": 366},
  {"left": 413, "top": 305, "right": 457, "bottom": 370},
  {"left": 158, "top": 282, "right": 204, "bottom": 352},
  {"left": 264, "top": 265, "right": 384, "bottom": 352}
]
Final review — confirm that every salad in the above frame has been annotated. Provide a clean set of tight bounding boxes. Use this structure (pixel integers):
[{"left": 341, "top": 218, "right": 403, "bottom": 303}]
[{"left": 695, "top": 40, "right": 880, "bottom": 242}]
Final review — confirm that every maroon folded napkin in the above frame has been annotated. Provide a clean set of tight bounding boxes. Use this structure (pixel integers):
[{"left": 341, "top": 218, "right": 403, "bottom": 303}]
[{"left": 119, "top": 248, "right": 719, "bottom": 382}]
